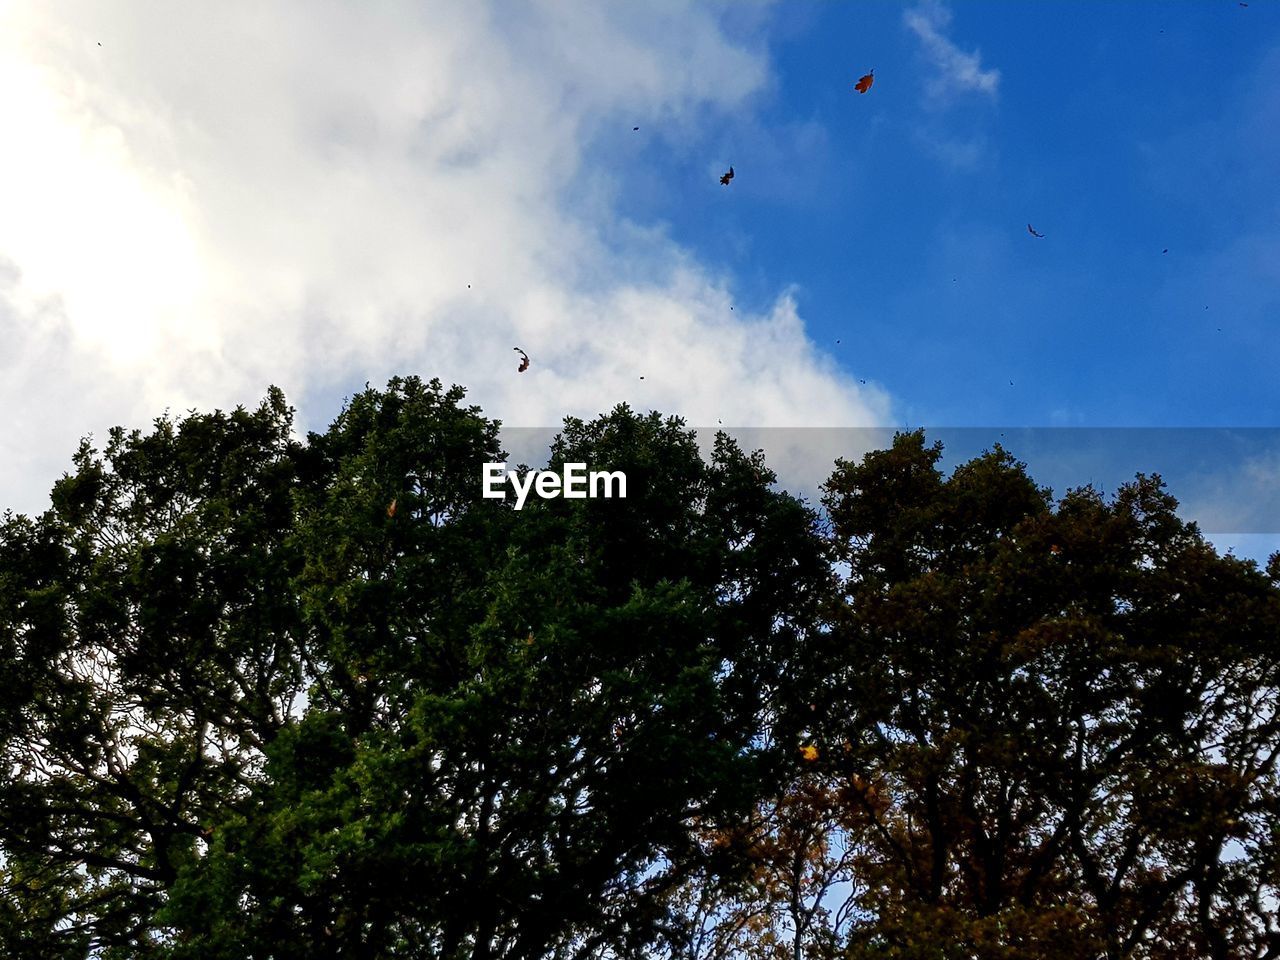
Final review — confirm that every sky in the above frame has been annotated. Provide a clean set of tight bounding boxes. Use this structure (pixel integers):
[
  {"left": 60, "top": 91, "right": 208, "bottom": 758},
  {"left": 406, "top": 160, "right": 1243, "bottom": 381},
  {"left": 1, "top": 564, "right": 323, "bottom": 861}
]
[{"left": 1, "top": 1, "right": 1277, "bottom": 554}]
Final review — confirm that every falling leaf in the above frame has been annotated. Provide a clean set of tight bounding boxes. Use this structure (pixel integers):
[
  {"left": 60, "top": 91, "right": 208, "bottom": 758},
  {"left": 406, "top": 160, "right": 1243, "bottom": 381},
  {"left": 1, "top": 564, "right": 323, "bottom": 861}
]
[
  {"left": 514, "top": 347, "right": 530, "bottom": 373},
  {"left": 387, "top": 498, "right": 397, "bottom": 518},
  {"left": 854, "top": 69, "right": 875, "bottom": 93},
  {"left": 1050, "top": 544, "right": 1062, "bottom": 554},
  {"left": 720, "top": 166, "right": 734, "bottom": 185},
  {"left": 1027, "top": 223, "right": 1045, "bottom": 238},
  {"left": 800, "top": 744, "right": 819, "bottom": 762}
]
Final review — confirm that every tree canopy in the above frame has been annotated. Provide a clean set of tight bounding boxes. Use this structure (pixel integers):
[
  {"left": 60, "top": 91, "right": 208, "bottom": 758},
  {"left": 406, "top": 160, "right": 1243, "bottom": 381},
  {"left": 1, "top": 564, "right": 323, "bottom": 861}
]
[
  {"left": 2, "top": 384, "right": 1278, "bottom": 959},
  {"left": 673, "top": 433, "right": 1280, "bottom": 960}
]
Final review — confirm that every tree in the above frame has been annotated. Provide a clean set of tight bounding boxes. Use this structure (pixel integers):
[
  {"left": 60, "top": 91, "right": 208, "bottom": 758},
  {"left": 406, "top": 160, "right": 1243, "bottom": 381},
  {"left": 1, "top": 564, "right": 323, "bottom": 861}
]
[
  {"left": 801, "top": 431, "right": 1280, "bottom": 958},
  {"left": 667, "top": 773, "right": 866, "bottom": 960},
  {"left": 0, "top": 385, "right": 308, "bottom": 958},
  {"left": 9, "top": 399, "right": 1279, "bottom": 959},
  {"left": 0, "top": 378, "right": 831, "bottom": 959}
]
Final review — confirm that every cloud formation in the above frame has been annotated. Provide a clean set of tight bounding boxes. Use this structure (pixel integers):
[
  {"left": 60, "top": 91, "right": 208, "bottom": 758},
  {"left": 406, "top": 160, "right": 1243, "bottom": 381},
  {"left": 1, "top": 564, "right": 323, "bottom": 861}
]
[
  {"left": 0, "top": 1, "right": 888, "bottom": 516},
  {"left": 904, "top": 0, "right": 1000, "bottom": 102}
]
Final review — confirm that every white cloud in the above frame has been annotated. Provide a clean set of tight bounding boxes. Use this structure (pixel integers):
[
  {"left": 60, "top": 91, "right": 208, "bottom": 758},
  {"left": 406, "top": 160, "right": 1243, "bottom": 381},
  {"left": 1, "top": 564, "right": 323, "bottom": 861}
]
[
  {"left": 1181, "top": 447, "right": 1280, "bottom": 537},
  {"left": 0, "top": 1, "right": 889, "bottom": 515},
  {"left": 904, "top": 0, "right": 1000, "bottom": 103}
]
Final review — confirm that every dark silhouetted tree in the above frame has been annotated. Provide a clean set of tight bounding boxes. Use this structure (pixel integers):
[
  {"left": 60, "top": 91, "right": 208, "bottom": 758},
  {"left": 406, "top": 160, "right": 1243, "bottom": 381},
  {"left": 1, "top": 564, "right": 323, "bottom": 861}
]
[
  {"left": 0, "top": 378, "right": 830, "bottom": 960},
  {"left": 806, "top": 431, "right": 1280, "bottom": 959}
]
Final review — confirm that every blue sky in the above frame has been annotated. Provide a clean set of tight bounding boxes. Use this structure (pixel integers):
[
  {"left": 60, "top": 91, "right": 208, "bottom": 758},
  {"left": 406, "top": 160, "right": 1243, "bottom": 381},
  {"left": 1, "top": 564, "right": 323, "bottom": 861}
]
[
  {"left": 0, "top": 1, "right": 1276, "bottom": 556},
  {"left": 604, "top": 1, "right": 1279, "bottom": 426}
]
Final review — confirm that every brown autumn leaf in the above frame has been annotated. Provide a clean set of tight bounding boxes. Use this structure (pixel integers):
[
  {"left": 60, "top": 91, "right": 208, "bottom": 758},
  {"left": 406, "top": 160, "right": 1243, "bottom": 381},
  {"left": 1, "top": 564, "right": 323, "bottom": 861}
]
[{"left": 855, "top": 69, "right": 874, "bottom": 93}]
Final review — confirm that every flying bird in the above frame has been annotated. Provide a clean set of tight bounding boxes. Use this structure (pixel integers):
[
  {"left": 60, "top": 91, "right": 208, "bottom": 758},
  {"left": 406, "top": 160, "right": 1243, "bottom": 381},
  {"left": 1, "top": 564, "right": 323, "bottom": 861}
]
[
  {"left": 633, "top": 126, "right": 639, "bottom": 131},
  {"left": 1027, "top": 224, "right": 1045, "bottom": 238},
  {"left": 854, "top": 69, "right": 875, "bottom": 93},
  {"left": 720, "top": 166, "right": 734, "bottom": 185},
  {"left": 514, "top": 347, "right": 530, "bottom": 373}
]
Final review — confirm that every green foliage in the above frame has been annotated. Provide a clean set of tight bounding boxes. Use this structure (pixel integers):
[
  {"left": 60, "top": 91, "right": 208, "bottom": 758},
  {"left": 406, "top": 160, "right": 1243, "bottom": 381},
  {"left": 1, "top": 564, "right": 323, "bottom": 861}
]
[
  {"left": 1, "top": 379, "right": 828, "bottom": 959},
  {"left": 4, "top": 399, "right": 1279, "bottom": 959},
  {"left": 1, "top": 385, "right": 306, "bottom": 958}
]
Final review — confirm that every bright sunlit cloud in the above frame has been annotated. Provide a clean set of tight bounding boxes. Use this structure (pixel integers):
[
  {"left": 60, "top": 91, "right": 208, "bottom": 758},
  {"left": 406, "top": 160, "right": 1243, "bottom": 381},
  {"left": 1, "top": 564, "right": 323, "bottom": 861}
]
[{"left": 0, "top": 1, "right": 888, "bottom": 515}]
